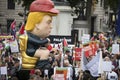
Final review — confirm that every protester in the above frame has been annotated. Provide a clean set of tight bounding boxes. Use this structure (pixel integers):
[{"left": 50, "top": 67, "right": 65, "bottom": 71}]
[
  {"left": 106, "top": 69, "right": 118, "bottom": 80},
  {"left": 63, "top": 59, "right": 75, "bottom": 80}
]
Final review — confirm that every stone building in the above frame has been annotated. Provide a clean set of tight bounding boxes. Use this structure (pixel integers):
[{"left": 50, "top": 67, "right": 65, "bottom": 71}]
[{"left": 0, "top": 0, "right": 111, "bottom": 41}]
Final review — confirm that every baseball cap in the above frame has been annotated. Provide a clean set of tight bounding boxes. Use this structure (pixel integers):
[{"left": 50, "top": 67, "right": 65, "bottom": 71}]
[{"left": 30, "top": 0, "right": 59, "bottom": 14}]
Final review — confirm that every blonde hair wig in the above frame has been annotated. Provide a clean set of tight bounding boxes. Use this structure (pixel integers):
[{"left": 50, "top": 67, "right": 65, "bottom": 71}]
[{"left": 25, "top": 12, "right": 57, "bottom": 31}]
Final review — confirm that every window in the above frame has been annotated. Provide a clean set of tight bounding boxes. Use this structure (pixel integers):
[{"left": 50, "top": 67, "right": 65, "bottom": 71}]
[
  {"left": 100, "top": 0, "right": 103, "bottom": 7},
  {"left": 7, "top": 0, "right": 15, "bottom": 9}
]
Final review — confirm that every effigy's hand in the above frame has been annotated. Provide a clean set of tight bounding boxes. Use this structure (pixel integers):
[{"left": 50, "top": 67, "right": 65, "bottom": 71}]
[
  {"left": 34, "top": 48, "right": 50, "bottom": 59},
  {"left": 35, "top": 48, "right": 51, "bottom": 70}
]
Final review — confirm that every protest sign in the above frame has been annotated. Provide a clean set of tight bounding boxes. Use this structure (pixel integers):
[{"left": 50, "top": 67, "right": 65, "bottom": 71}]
[
  {"left": 102, "top": 61, "right": 112, "bottom": 72},
  {"left": 112, "top": 44, "right": 119, "bottom": 54},
  {"left": 0, "top": 66, "right": 7, "bottom": 75},
  {"left": 10, "top": 39, "right": 19, "bottom": 52},
  {"left": 54, "top": 67, "right": 68, "bottom": 80}
]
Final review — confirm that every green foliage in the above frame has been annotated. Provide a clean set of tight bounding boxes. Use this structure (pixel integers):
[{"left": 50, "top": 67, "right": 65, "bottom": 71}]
[
  {"left": 67, "top": 0, "right": 80, "bottom": 8},
  {"left": 104, "top": 0, "right": 119, "bottom": 12},
  {"left": 15, "top": 0, "right": 34, "bottom": 10}
]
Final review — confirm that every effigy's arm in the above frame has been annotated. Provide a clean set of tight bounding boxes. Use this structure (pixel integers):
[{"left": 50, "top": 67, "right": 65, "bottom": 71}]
[{"left": 28, "top": 35, "right": 49, "bottom": 46}]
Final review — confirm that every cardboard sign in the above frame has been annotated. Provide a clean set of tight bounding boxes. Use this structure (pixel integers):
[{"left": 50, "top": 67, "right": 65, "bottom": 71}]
[
  {"left": 73, "top": 48, "right": 82, "bottom": 61},
  {"left": 54, "top": 67, "right": 68, "bottom": 80},
  {"left": 82, "top": 34, "right": 90, "bottom": 44},
  {"left": 112, "top": 44, "right": 119, "bottom": 54},
  {"left": 102, "top": 61, "right": 112, "bottom": 72},
  {"left": 10, "top": 39, "right": 19, "bottom": 52},
  {"left": 0, "top": 66, "right": 7, "bottom": 75}
]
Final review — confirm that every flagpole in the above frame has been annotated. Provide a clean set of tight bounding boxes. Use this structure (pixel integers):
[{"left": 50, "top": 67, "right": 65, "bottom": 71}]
[
  {"left": 60, "top": 43, "right": 64, "bottom": 67},
  {"left": 60, "top": 39, "right": 64, "bottom": 67},
  {"left": 73, "top": 33, "right": 77, "bottom": 66},
  {"left": 81, "top": 48, "right": 84, "bottom": 71},
  {"left": 60, "top": 38, "right": 67, "bottom": 67},
  {"left": 98, "top": 48, "right": 103, "bottom": 74},
  {"left": 73, "top": 47, "right": 76, "bottom": 67},
  {"left": 72, "top": 47, "right": 74, "bottom": 66}
]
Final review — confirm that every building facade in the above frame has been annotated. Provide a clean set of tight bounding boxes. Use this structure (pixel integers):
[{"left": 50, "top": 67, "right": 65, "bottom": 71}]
[{"left": 0, "top": 0, "right": 110, "bottom": 41}]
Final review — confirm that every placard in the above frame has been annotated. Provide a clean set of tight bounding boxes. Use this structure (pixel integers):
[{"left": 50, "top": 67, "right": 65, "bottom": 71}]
[
  {"left": 82, "top": 34, "right": 90, "bottom": 44},
  {"left": 112, "top": 44, "right": 119, "bottom": 54},
  {"left": 102, "top": 61, "right": 112, "bottom": 72},
  {"left": 10, "top": 39, "right": 19, "bottom": 52},
  {"left": 54, "top": 67, "right": 68, "bottom": 80},
  {"left": 0, "top": 66, "right": 7, "bottom": 75}
]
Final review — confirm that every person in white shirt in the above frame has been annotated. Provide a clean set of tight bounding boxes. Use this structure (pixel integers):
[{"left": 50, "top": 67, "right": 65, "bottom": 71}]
[{"left": 107, "top": 70, "right": 118, "bottom": 80}]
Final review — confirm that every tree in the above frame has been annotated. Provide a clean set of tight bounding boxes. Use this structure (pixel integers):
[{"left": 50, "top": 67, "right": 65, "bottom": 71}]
[
  {"left": 67, "top": 0, "right": 98, "bottom": 19},
  {"left": 104, "top": 0, "right": 120, "bottom": 12},
  {"left": 15, "top": 0, "right": 98, "bottom": 19},
  {"left": 14, "top": 0, "right": 33, "bottom": 10}
]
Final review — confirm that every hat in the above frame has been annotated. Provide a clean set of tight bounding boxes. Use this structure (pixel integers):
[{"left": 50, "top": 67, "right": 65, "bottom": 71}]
[{"left": 30, "top": 0, "right": 59, "bottom": 14}]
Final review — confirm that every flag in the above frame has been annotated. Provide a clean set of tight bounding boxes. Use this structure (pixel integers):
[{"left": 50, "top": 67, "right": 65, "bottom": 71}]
[
  {"left": 81, "top": 49, "right": 103, "bottom": 77},
  {"left": 10, "top": 20, "right": 16, "bottom": 29},
  {"left": 10, "top": 20, "right": 16, "bottom": 40},
  {"left": 63, "top": 38, "right": 68, "bottom": 46},
  {"left": 116, "top": 5, "right": 120, "bottom": 36},
  {"left": 63, "top": 38, "right": 68, "bottom": 53},
  {"left": 47, "top": 44, "right": 53, "bottom": 51},
  {"left": 86, "top": 50, "right": 103, "bottom": 77},
  {"left": 19, "top": 23, "right": 24, "bottom": 35}
]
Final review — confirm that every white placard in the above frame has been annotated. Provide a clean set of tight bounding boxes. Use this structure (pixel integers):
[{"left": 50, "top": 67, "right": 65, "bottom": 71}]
[
  {"left": 55, "top": 74, "right": 64, "bottom": 80},
  {"left": 10, "top": 39, "right": 19, "bottom": 52},
  {"left": 82, "top": 34, "right": 90, "bottom": 44},
  {"left": 0, "top": 66, "right": 7, "bottom": 75},
  {"left": 44, "top": 69, "right": 48, "bottom": 75},
  {"left": 112, "top": 44, "right": 119, "bottom": 54},
  {"left": 102, "top": 61, "right": 112, "bottom": 72}
]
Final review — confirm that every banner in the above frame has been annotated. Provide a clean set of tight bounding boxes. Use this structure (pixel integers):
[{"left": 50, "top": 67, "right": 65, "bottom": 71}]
[
  {"left": 86, "top": 53, "right": 100, "bottom": 77},
  {"left": 49, "top": 35, "right": 73, "bottom": 44},
  {"left": 84, "top": 45, "right": 93, "bottom": 57},
  {"left": 89, "top": 42, "right": 98, "bottom": 55},
  {"left": 83, "top": 41, "right": 99, "bottom": 57}
]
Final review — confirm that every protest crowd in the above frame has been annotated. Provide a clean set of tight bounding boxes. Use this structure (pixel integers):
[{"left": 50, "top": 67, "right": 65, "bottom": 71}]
[
  {"left": 0, "top": 0, "right": 120, "bottom": 80},
  {"left": 0, "top": 31, "right": 120, "bottom": 80}
]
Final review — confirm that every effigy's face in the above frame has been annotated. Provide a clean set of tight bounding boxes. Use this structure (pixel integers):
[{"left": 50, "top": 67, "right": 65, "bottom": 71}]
[{"left": 35, "top": 15, "right": 52, "bottom": 38}]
